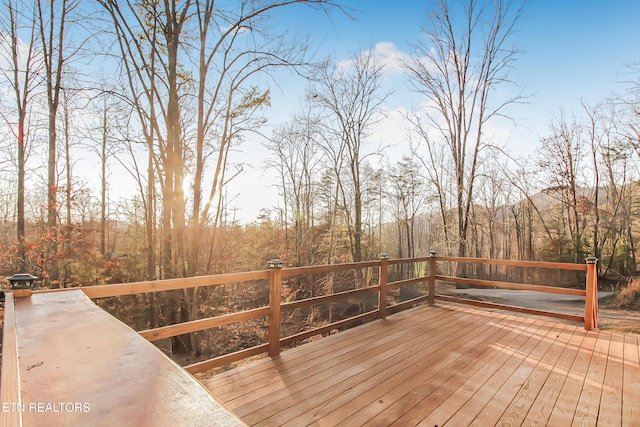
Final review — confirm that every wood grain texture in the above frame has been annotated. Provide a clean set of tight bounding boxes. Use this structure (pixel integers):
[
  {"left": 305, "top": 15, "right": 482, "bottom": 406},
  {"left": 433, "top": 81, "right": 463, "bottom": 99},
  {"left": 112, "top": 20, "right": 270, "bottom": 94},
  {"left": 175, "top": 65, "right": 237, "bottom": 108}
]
[
  {"left": 11, "top": 291, "right": 245, "bottom": 426},
  {"left": 204, "top": 303, "right": 638, "bottom": 427},
  {"left": 622, "top": 333, "right": 640, "bottom": 426},
  {"left": 139, "top": 307, "right": 269, "bottom": 341},
  {"left": 598, "top": 332, "right": 624, "bottom": 426},
  {"left": 0, "top": 293, "right": 23, "bottom": 427}
]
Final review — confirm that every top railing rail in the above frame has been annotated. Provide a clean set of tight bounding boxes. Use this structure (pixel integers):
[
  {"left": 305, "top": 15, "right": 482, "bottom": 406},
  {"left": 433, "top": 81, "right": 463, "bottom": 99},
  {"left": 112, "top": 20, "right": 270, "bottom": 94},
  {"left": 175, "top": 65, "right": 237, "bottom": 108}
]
[
  {"left": 435, "top": 256, "right": 588, "bottom": 271},
  {"left": 35, "top": 270, "right": 271, "bottom": 299}
]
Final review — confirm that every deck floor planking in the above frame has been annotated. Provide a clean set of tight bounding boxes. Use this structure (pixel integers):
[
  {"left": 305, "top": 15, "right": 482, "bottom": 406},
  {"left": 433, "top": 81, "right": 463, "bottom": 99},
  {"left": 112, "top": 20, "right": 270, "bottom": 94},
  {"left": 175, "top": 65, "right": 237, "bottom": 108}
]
[{"left": 203, "top": 303, "right": 639, "bottom": 427}]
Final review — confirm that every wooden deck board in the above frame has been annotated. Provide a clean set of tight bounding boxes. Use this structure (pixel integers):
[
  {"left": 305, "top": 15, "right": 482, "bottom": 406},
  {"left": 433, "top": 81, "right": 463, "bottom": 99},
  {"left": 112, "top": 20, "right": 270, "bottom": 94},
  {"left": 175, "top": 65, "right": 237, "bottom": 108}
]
[
  {"left": 203, "top": 303, "right": 639, "bottom": 427},
  {"left": 207, "top": 306, "right": 448, "bottom": 403},
  {"left": 598, "top": 333, "right": 624, "bottom": 426},
  {"left": 520, "top": 326, "right": 587, "bottom": 426},
  {"left": 228, "top": 308, "right": 461, "bottom": 419},
  {"left": 496, "top": 323, "right": 572, "bottom": 426},
  {"left": 468, "top": 322, "right": 561, "bottom": 426},
  {"left": 244, "top": 308, "right": 477, "bottom": 425},
  {"left": 547, "top": 330, "right": 599, "bottom": 426},
  {"left": 416, "top": 318, "right": 549, "bottom": 426},
  {"left": 334, "top": 313, "right": 516, "bottom": 426},
  {"left": 366, "top": 314, "right": 528, "bottom": 426},
  {"left": 571, "top": 332, "right": 610, "bottom": 426},
  {"left": 204, "top": 305, "right": 447, "bottom": 393},
  {"left": 435, "top": 319, "right": 548, "bottom": 426},
  {"left": 622, "top": 333, "right": 640, "bottom": 426},
  {"left": 296, "top": 311, "right": 512, "bottom": 426}
]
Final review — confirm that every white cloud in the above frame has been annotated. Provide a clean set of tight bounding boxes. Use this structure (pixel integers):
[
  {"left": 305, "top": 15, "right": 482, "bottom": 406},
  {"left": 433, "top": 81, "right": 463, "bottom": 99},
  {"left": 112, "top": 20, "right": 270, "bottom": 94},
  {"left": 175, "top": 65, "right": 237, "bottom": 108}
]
[
  {"left": 335, "top": 41, "right": 410, "bottom": 77},
  {"left": 368, "top": 41, "right": 410, "bottom": 75},
  {"left": 365, "top": 106, "right": 412, "bottom": 165}
]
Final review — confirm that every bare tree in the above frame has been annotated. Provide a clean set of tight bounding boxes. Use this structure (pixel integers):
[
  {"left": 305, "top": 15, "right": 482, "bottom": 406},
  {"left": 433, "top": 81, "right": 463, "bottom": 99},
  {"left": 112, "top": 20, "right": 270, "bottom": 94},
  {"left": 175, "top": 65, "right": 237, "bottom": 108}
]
[
  {"left": 59, "top": 85, "right": 77, "bottom": 258},
  {"left": 36, "top": 0, "right": 82, "bottom": 282},
  {"left": 390, "top": 156, "right": 427, "bottom": 260},
  {"left": 98, "top": 0, "right": 345, "bottom": 278},
  {"left": 266, "top": 109, "right": 324, "bottom": 266},
  {"left": 597, "top": 98, "right": 637, "bottom": 276},
  {"left": 0, "top": 0, "right": 42, "bottom": 271},
  {"left": 583, "top": 102, "right": 603, "bottom": 266},
  {"left": 98, "top": 0, "right": 346, "bottom": 355},
  {"left": 409, "top": 119, "right": 455, "bottom": 253},
  {"left": 405, "top": 0, "right": 525, "bottom": 269},
  {"left": 310, "top": 49, "right": 388, "bottom": 262},
  {"left": 475, "top": 157, "right": 506, "bottom": 262},
  {"left": 80, "top": 92, "right": 125, "bottom": 258},
  {"left": 538, "top": 115, "right": 587, "bottom": 262}
]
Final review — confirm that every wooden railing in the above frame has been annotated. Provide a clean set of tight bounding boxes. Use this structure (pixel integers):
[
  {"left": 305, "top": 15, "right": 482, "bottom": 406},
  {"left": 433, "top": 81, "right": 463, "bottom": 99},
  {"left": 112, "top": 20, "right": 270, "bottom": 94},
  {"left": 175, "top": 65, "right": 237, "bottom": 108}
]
[
  {"left": 430, "top": 255, "right": 598, "bottom": 330},
  {"left": 30, "top": 255, "right": 598, "bottom": 374}
]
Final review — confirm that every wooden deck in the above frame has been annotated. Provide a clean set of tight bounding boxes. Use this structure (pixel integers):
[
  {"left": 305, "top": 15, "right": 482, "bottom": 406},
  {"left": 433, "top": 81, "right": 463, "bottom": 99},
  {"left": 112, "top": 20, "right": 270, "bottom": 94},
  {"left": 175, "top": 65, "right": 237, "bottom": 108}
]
[{"left": 203, "top": 303, "right": 640, "bottom": 426}]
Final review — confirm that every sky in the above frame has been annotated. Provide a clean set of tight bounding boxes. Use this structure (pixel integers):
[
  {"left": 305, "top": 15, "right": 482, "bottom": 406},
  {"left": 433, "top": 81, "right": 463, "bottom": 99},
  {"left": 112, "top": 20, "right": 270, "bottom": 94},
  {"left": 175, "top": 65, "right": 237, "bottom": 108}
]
[{"left": 221, "top": 0, "right": 640, "bottom": 224}]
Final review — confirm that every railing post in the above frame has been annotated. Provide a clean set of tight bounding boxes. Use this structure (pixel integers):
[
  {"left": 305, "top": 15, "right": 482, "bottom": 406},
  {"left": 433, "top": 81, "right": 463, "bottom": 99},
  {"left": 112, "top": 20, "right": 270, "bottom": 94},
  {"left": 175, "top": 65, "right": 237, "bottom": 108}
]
[
  {"left": 428, "top": 250, "right": 437, "bottom": 305},
  {"left": 585, "top": 257, "right": 598, "bottom": 330},
  {"left": 378, "top": 253, "right": 390, "bottom": 319},
  {"left": 268, "top": 259, "right": 283, "bottom": 357}
]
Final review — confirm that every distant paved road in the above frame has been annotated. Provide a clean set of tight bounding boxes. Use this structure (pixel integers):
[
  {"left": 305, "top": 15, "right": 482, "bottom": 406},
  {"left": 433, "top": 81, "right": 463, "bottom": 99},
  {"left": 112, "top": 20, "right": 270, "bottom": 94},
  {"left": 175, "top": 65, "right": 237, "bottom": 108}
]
[
  {"left": 440, "top": 288, "right": 613, "bottom": 316},
  {"left": 437, "top": 288, "right": 640, "bottom": 333}
]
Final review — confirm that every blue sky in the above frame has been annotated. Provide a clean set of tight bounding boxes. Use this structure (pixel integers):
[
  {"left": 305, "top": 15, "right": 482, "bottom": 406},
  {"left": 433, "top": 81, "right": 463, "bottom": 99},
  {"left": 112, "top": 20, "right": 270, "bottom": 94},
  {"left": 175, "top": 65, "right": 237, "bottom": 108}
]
[
  {"left": 226, "top": 1, "right": 640, "bottom": 222},
  {"left": 512, "top": 1, "right": 640, "bottom": 111},
  {"left": 256, "top": 1, "right": 640, "bottom": 157},
  {"left": 275, "top": 0, "right": 640, "bottom": 127}
]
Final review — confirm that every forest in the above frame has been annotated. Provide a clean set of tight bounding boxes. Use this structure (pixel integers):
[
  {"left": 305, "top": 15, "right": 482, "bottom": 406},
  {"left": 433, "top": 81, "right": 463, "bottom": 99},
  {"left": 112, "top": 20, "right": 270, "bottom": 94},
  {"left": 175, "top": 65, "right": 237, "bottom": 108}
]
[{"left": 1, "top": 1, "right": 639, "bottom": 358}]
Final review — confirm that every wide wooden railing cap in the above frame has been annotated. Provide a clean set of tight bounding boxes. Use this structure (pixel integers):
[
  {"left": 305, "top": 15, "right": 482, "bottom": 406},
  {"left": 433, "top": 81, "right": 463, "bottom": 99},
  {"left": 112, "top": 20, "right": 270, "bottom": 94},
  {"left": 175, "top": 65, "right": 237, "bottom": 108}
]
[{"left": 0, "top": 290, "right": 246, "bottom": 426}]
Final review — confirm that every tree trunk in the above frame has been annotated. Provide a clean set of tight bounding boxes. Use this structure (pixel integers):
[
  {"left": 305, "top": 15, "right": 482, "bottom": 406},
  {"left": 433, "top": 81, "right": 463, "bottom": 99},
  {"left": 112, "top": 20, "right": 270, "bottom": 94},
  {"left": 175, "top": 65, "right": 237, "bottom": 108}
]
[
  {"left": 17, "top": 119, "right": 26, "bottom": 272},
  {"left": 100, "top": 107, "right": 108, "bottom": 257},
  {"left": 47, "top": 109, "right": 59, "bottom": 282}
]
